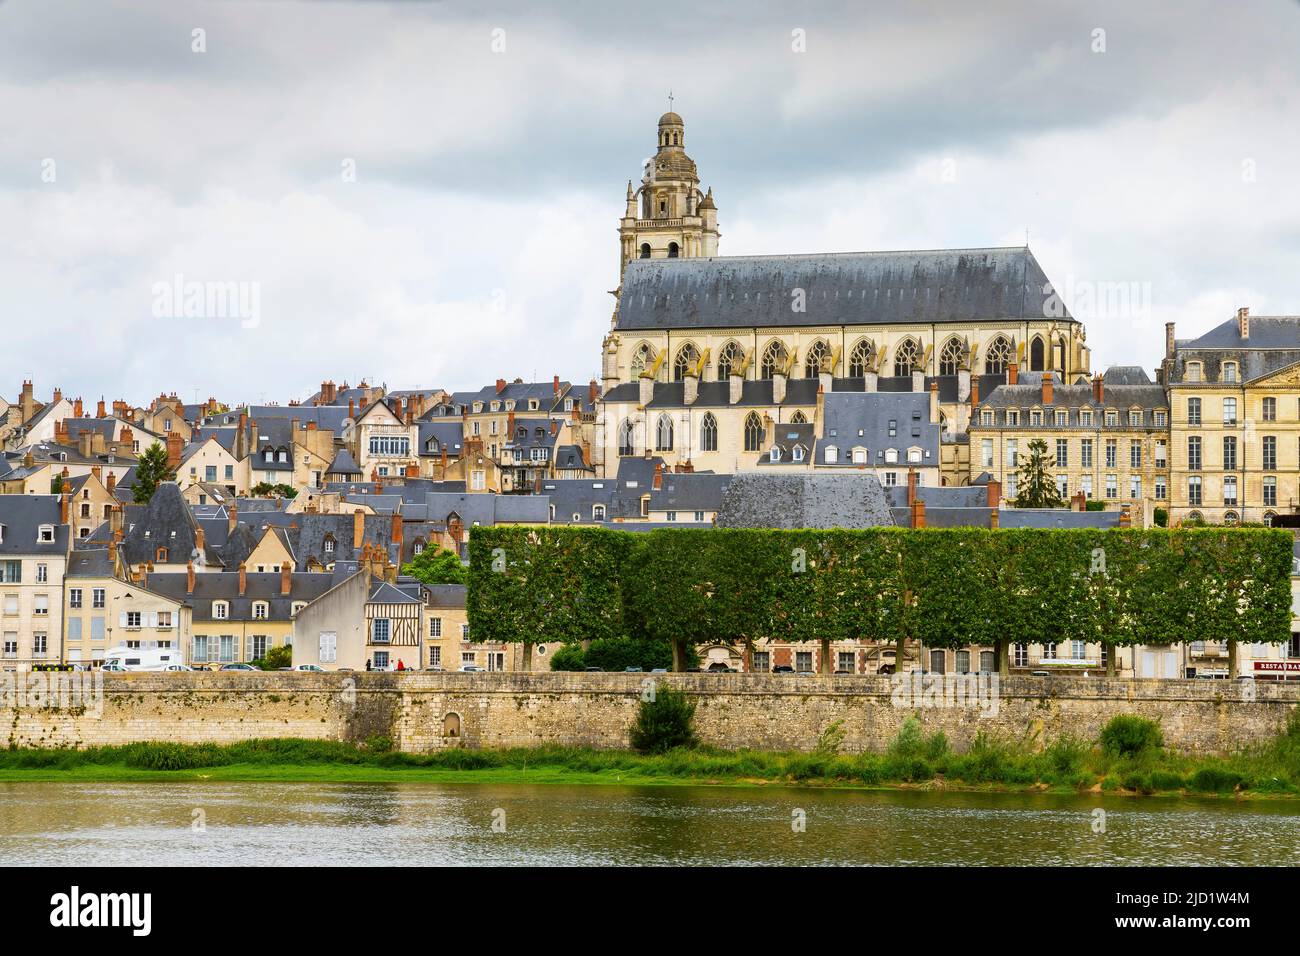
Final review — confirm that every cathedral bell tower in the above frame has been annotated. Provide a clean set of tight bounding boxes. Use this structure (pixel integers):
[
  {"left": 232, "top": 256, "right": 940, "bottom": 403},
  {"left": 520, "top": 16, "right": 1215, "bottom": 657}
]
[{"left": 617, "top": 111, "right": 720, "bottom": 280}]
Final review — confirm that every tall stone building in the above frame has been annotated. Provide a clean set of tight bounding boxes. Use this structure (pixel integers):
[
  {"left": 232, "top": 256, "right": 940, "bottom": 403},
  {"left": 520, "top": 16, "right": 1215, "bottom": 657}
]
[{"left": 598, "top": 113, "right": 1093, "bottom": 482}]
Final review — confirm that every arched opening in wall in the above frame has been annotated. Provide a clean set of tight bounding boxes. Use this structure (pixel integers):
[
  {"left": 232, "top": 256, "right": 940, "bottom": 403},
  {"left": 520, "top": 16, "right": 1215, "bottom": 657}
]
[
  {"left": 442, "top": 712, "right": 462, "bottom": 738},
  {"left": 1055, "top": 336, "right": 1067, "bottom": 372},
  {"left": 667, "top": 242, "right": 679, "bottom": 258},
  {"left": 938, "top": 337, "right": 964, "bottom": 376},
  {"left": 848, "top": 339, "right": 876, "bottom": 377},
  {"left": 1030, "top": 336, "right": 1045, "bottom": 371},
  {"left": 630, "top": 342, "right": 656, "bottom": 377},
  {"left": 929, "top": 649, "right": 946, "bottom": 674},
  {"left": 790, "top": 410, "right": 808, "bottom": 424},
  {"left": 985, "top": 335, "right": 1013, "bottom": 375},
  {"left": 744, "top": 412, "right": 764, "bottom": 452},
  {"left": 700, "top": 413, "right": 718, "bottom": 452},
  {"left": 673, "top": 342, "right": 699, "bottom": 381},
  {"left": 717, "top": 341, "right": 744, "bottom": 380},
  {"left": 804, "top": 339, "right": 831, "bottom": 377},
  {"left": 893, "top": 338, "right": 920, "bottom": 377},
  {"left": 639, "top": 243, "right": 651, "bottom": 259},
  {"left": 618, "top": 419, "right": 635, "bottom": 457},
  {"left": 760, "top": 340, "right": 788, "bottom": 379}
]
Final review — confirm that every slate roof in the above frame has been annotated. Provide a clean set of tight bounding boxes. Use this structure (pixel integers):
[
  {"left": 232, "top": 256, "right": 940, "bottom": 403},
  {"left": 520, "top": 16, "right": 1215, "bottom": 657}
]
[
  {"left": 423, "top": 583, "right": 467, "bottom": 609},
  {"left": 716, "top": 473, "right": 896, "bottom": 529},
  {"left": 1170, "top": 316, "right": 1300, "bottom": 385},
  {"left": 326, "top": 448, "right": 361, "bottom": 476},
  {"left": 0, "top": 495, "right": 71, "bottom": 555},
  {"left": 417, "top": 421, "right": 464, "bottom": 458},
  {"left": 976, "top": 371, "right": 1167, "bottom": 428},
  {"left": 649, "top": 473, "right": 732, "bottom": 512},
  {"left": 999, "top": 509, "right": 1122, "bottom": 529},
  {"left": 756, "top": 422, "right": 816, "bottom": 466},
  {"left": 118, "top": 483, "right": 222, "bottom": 567},
  {"left": 602, "top": 374, "right": 1005, "bottom": 410},
  {"left": 615, "top": 247, "right": 1069, "bottom": 331},
  {"left": 818, "top": 391, "right": 941, "bottom": 467},
  {"left": 144, "top": 570, "right": 335, "bottom": 622},
  {"left": 553, "top": 444, "right": 594, "bottom": 472}
]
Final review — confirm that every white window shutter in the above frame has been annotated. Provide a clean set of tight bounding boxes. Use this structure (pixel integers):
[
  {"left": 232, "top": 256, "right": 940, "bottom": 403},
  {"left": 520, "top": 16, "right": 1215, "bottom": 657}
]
[{"left": 119, "top": 612, "right": 127, "bottom": 627}]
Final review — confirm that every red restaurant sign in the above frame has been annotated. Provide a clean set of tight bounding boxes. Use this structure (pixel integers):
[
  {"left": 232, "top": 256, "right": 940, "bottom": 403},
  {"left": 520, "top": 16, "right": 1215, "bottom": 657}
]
[{"left": 1253, "top": 661, "right": 1300, "bottom": 673}]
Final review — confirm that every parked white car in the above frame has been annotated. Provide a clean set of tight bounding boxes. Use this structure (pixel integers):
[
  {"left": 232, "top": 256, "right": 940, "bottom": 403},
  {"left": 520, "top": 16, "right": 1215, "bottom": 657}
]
[{"left": 294, "top": 664, "right": 324, "bottom": 672}]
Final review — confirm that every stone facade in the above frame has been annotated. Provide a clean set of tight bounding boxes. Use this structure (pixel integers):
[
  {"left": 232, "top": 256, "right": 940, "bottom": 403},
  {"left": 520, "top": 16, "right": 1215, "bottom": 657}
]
[{"left": 5, "top": 672, "right": 1296, "bottom": 757}]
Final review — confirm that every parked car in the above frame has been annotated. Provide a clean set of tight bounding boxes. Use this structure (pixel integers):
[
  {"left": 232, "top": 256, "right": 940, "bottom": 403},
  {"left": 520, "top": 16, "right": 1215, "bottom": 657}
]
[
  {"left": 584, "top": 666, "right": 603, "bottom": 672},
  {"left": 772, "top": 665, "right": 795, "bottom": 674},
  {"left": 459, "top": 664, "right": 484, "bottom": 673},
  {"left": 162, "top": 664, "right": 195, "bottom": 672},
  {"left": 650, "top": 667, "right": 668, "bottom": 673},
  {"left": 424, "top": 665, "right": 444, "bottom": 672},
  {"left": 294, "top": 664, "right": 324, "bottom": 672},
  {"left": 100, "top": 661, "right": 128, "bottom": 672},
  {"left": 624, "top": 666, "right": 643, "bottom": 672},
  {"left": 220, "top": 663, "right": 260, "bottom": 672}
]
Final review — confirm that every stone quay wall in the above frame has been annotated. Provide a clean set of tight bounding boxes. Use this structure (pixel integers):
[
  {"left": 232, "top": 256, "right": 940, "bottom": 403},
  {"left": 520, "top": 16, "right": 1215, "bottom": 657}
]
[{"left": 3, "top": 672, "right": 1297, "bottom": 756}]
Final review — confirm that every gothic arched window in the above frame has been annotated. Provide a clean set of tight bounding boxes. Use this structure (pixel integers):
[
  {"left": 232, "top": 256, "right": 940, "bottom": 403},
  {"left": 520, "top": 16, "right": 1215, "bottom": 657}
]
[
  {"left": 848, "top": 339, "right": 876, "bottom": 377},
  {"left": 1030, "top": 336, "right": 1045, "bottom": 372},
  {"left": 791, "top": 411, "right": 808, "bottom": 424},
  {"left": 630, "top": 343, "right": 656, "bottom": 378},
  {"left": 618, "top": 419, "right": 635, "bottom": 457},
  {"left": 744, "top": 412, "right": 764, "bottom": 452},
  {"left": 805, "top": 340, "right": 832, "bottom": 377},
  {"left": 893, "top": 339, "right": 920, "bottom": 377},
  {"left": 700, "top": 413, "right": 718, "bottom": 452},
  {"left": 985, "top": 336, "right": 1013, "bottom": 375},
  {"left": 717, "top": 341, "right": 744, "bottom": 381},
  {"left": 655, "top": 413, "right": 674, "bottom": 451},
  {"left": 760, "top": 341, "right": 788, "bottom": 380},
  {"left": 639, "top": 243, "right": 651, "bottom": 259},
  {"left": 673, "top": 343, "right": 700, "bottom": 381},
  {"left": 939, "top": 338, "right": 964, "bottom": 376}
]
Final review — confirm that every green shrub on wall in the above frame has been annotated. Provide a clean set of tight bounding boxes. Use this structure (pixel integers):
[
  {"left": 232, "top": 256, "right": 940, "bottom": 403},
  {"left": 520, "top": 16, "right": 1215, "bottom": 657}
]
[{"left": 469, "top": 525, "right": 1294, "bottom": 672}]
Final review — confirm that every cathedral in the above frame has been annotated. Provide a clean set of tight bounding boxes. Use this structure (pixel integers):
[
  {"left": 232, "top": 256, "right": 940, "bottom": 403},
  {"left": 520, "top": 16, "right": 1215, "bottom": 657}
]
[{"left": 598, "top": 112, "right": 1094, "bottom": 485}]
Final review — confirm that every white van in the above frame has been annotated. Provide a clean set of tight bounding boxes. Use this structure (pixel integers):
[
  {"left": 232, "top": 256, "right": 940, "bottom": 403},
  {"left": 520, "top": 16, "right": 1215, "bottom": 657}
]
[{"left": 102, "top": 642, "right": 185, "bottom": 672}]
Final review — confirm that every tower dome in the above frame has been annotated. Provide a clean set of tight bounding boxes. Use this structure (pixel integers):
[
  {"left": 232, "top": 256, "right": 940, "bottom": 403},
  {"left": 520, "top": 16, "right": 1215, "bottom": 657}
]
[{"left": 658, "top": 111, "right": 684, "bottom": 127}]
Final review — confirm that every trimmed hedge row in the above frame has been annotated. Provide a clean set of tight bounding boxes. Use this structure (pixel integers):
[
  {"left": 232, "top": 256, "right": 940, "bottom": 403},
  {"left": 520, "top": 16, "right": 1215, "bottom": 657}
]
[{"left": 467, "top": 526, "right": 1293, "bottom": 671}]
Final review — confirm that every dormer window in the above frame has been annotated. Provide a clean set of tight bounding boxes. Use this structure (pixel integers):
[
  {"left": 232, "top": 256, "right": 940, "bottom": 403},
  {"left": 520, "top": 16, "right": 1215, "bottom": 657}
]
[
  {"left": 213, "top": 601, "right": 229, "bottom": 620},
  {"left": 1223, "top": 362, "right": 1238, "bottom": 383},
  {"left": 1030, "top": 410, "right": 1043, "bottom": 426},
  {"left": 769, "top": 446, "right": 781, "bottom": 463},
  {"left": 38, "top": 524, "right": 55, "bottom": 542},
  {"left": 1080, "top": 410, "right": 1092, "bottom": 426},
  {"left": 1186, "top": 362, "right": 1202, "bottom": 382},
  {"left": 323, "top": 535, "right": 336, "bottom": 554},
  {"left": 252, "top": 601, "right": 269, "bottom": 620},
  {"left": 593, "top": 504, "right": 606, "bottom": 521},
  {"left": 824, "top": 445, "right": 838, "bottom": 464},
  {"left": 529, "top": 400, "right": 539, "bottom": 411},
  {"left": 264, "top": 449, "right": 273, "bottom": 463},
  {"left": 278, "top": 450, "right": 288, "bottom": 463},
  {"left": 1055, "top": 410, "right": 1067, "bottom": 426},
  {"left": 473, "top": 402, "right": 483, "bottom": 413},
  {"left": 156, "top": 547, "right": 168, "bottom": 562},
  {"left": 885, "top": 448, "right": 899, "bottom": 464},
  {"left": 792, "top": 445, "right": 805, "bottom": 462},
  {"left": 980, "top": 410, "right": 993, "bottom": 426}
]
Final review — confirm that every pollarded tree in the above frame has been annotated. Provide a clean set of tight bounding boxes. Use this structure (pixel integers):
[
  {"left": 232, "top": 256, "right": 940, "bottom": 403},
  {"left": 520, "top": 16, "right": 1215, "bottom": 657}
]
[
  {"left": 402, "top": 547, "right": 468, "bottom": 586},
  {"left": 1012, "top": 438, "right": 1065, "bottom": 509}
]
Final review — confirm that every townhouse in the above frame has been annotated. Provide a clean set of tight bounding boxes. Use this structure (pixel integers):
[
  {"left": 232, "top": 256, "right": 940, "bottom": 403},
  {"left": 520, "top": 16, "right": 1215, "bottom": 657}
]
[{"left": 0, "top": 495, "right": 70, "bottom": 670}]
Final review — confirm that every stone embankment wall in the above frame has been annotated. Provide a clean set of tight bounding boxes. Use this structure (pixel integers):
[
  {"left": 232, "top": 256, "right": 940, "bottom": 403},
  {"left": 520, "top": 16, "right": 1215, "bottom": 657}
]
[{"left": 4, "top": 672, "right": 1297, "bottom": 755}]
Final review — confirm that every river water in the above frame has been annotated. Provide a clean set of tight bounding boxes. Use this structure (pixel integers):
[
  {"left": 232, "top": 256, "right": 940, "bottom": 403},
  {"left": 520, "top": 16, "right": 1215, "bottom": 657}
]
[{"left": 1, "top": 781, "right": 1298, "bottom": 866}]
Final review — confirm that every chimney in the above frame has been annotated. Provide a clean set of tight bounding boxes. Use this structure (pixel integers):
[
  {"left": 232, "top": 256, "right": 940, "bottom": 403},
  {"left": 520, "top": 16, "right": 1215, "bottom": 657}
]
[
  {"left": 78, "top": 430, "right": 92, "bottom": 458},
  {"left": 108, "top": 537, "right": 117, "bottom": 565},
  {"left": 549, "top": 419, "right": 558, "bottom": 437},
  {"left": 186, "top": 561, "right": 195, "bottom": 594},
  {"left": 227, "top": 501, "right": 238, "bottom": 536},
  {"left": 910, "top": 498, "right": 926, "bottom": 529},
  {"left": 280, "top": 561, "right": 292, "bottom": 596},
  {"left": 1164, "top": 323, "right": 1175, "bottom": 361},
  {"left": 238, "top": 562, "right": 248, "bottom": 596},
  {"left": 440, "top": 445, "right": 448, "bottom": 474},
  {"left": 349, "top": 397, "right": 356, "bottom": 419},
  {"left": 988, "top": 508, "right": 1000, "bottom": 529},
  {"left": 91, "top": 432, "right": 107, "bottom": 456},
  {"left": 553, "top": 374, "right": 561, "bottom": 396},
  {"left": 96, "top": 398, "right": 106, "bottom": 418},
  {"left": 237, "top": 412, "right": 248, "bottom": 459},
  {"left": 1007, "top": 362, "right": 1019, "bottom": 386},
  {"left": 772, "top": 370, "right": 787, "bottom": 405},
  {"left": 639, "top": 372, "right": 654, "bottom": 406},
  {"left": 1238, "top": 307, "right": 1250, "bottom": 340},
  {"left": 1092, "top": 373, "right": 1104, "bottom": 405},
  {"left": 353, "top": 509, "right": 365, "bottom": 549},
  {"left": 73, "top": 397, "right": 84, "bottom": 418},
  {"left": 391, "top": 396, "right": 403, "bottom": 421},
  {"left": 166, "top": 431, "right": 183, "bottom": 470},
  {"left": 60, "top": 487, "right": 70, "bottom": 524},
  {"left": 1041, "top": 374, "right": 1054, "bottom": 406},
  {"left": 90, "top": 465, "right": 102, "bottom": 482},
  {"left": 194, "top": 525, "right": 205, "bottom": 553},
  {"left": 653, "top": 461, "right": 663, "bottom": 490},
  {"left": 729, "top": 371, "right": 743, "bottom": 405},
  {"left": 970, "top": 377, "right": 980, "bottom": 413},
  {"left": 907, "top": 469, "right": 918, "bottom": 507},
  {"left": 392, "top": 510, "right": 404, "bottom": 548},
  {"left": 106, "top": 471, "right": 116, "bottom": 495},
  {"left": 929, "top": 381, "right": 940, "bottom": 424},
  {"left": 53, "top": 387, "right": 62, "bottom": 403},
  {"left": 496, "top": 378, "right": 507, "bottom": 394},
  {"left": 589, "top": 380, "right": 598, "bottom": 405},
  {"left": 1073, "top": 491, "right": 1087, "bottom": 512},
  {"left": 819, "top": 369, "right": 833, "bottom": 395},
  {"left": 110, "top": 506, "right": 123, "bottom": 537},
  {"left": 20, "top": 380, "right": 34, "bottom": 421},
  {"left": 987, "top": 479, "right": 1002, "bottom": 509},
  {"left": 507, "top": 409, "right": 516, "bottom": 437}
]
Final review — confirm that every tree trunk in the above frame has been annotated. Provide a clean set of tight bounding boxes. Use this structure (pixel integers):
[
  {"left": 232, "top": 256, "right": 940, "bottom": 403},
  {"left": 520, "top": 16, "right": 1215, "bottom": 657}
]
[
  {"left": 742, "top": 642, "right": 754, "bottom": 673},
  {"left": 672, "top": 638, "right": 687, "bottom": 672},
  {"left": 1105, "top": 644, "right": 1116, "bottom": 678},
  {"left": 996, "top": 639, "right": 1010, "bottom": 678},
  {"left": 521, "top": 642, "right": 533, "bottom": 673},
  {"left": 820, "top": 636, "right": 832, "bottom": 674},
  {"left": 895, "top": 635, "right": 907, "bottom": 674},
  {"left": 1228, "top": 640, "right": 1238, "bottom": 680}
]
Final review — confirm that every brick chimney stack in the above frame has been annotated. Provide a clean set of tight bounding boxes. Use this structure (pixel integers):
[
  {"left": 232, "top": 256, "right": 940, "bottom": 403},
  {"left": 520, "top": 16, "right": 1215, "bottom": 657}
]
[
  {"left": 1238, "top": 306, "right": 1250, "bottom": 340},
  {"left": 1041, "top": 374, "right": 1054, "bottom": 406},
  {"left": 553, "top": 375, "right": 561, "bottom": 397},
  {"left": 589, "top": 380, "right": 598, "bottom": 405},
  {"left": 238, "top": 562, "right": 248, "bottom": 596},
  {"left": 74, "top": 397, "right": 83, "bottom": 418},
  {"left": 1165, "top": 322, "right": 1176, "bottom": 361},
  {"left": 1007, "top": 362, "right": 1019, "bottom": 386},
  {"left": 186, "top": 561, "right": 195, "bottom": 594},
  {"left": 228, "top": 501, "right": 238, "bottom": 537},
  {"left": 60, "top": 486, "right": 70, "bottom": 525},
  {"left": 496, "top": 378, "right": 507, "bottom": 394},
  {"left": 106, "top": 471, "right": 116, "bottom": 495},
  {"left": 970, "top": 377, "right": 980, "bottom": 413},
  {"left": 353, "top": 509, "right": 365, "bottom": 549},
  {"left": 166, "top": 431, "right": 184, "bottom": 470},
  {"left": 1092, "top": 373, "right": 1104, "bottom": 405},
  {"left": 195, "top": 526, "right": 205, "bottom": 553},
  {"left": 653, "top": 461, "right": 663, "bottom": 490},
  {"left": 907, "top": 468, "right": 918, "bottom": 507},
  {"left": 96, "top": 398, "right": 106, "bottom": 418},
  {"left": 910, "top": 498, "right": 926, "bottom": 529},
  {"left": 392, "top": 510, "right": 403, "bottom": 549},
  {"left": 280, "top": 560, "right": 292, "bottom": 596},
  {"left": 987, "top": 479, "right": 1002, "bottom": 509}
]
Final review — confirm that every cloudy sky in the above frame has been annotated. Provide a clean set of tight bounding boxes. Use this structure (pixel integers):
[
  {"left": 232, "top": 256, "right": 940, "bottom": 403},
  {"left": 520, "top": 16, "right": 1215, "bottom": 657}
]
[{"left": 3, "top": 0, "right": 1300, "bottom": 406}]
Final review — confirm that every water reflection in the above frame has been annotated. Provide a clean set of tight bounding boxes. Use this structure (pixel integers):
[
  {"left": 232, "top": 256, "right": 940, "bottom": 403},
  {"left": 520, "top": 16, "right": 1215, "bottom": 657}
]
[{"left": 1, "top": 782, "right": 1297, "bottom": 866}]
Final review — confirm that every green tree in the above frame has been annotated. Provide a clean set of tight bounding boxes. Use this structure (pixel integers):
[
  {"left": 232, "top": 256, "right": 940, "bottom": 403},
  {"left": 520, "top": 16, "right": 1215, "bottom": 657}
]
[
  {"left": 1011, "top": 438, "right": 1065, "bottom": 508},
  {"left": 629, "top": 686, "right": 697, "bottom": 754},
  {"left": 548, "top": 644, "right": 586, "bottom": 671},
  {"left": 402, "top": 547, "right": 468, "bottom": 586},
  {"left": 250, "top": 482, "right": 297, "bottom": 499},
  {"left": 261, "top": 645, "right": 292, "bottom": 670},
  {"left": 133, "top": 441, "right": 175, "bottom": 504}
]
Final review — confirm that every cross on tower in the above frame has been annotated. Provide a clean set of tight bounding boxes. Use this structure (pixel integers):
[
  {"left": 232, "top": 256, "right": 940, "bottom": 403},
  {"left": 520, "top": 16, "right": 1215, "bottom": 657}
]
[{"left": 668, "top": 90, "right": 673, "bottom": 111}]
